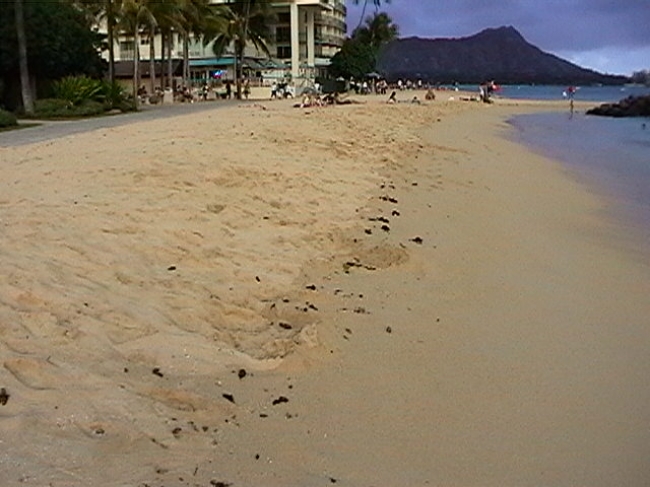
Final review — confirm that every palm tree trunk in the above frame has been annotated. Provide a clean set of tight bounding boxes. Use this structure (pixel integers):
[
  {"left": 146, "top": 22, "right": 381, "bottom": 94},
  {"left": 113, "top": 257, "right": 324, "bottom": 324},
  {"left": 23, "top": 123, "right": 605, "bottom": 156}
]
[
  {"left": 168, "top": 33, "right": 173, "bottom": 89},
  {"left": 133, "top": 29, "right": 140, "bottom": 108},
  {"left": 235, "top": 42, "right": 243, "bottom": 100},
  {"left": 149, "top": 29, "right": 156, "bottom": 94},
  {"left": 107, "top": 0, "right": 115, "bottom": 83},
  {"left": 160, "top": 30, "right": 166, "bottom": 90},
  {"left": 238, "top": 0, "right": 251, "bottom": 100},
  {"left": 183, "top": 33, "right": 189, "bottom": 87},
  {"left": 356, "top": 0, "right": 369, "bottom": 30},
  {"left": 15, "top": 0, "right": 34, "bottom": 114}
]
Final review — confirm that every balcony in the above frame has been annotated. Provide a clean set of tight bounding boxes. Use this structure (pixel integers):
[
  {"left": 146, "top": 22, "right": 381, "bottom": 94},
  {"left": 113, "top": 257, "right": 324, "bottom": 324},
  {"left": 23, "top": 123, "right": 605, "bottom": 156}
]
[
  {"left": 294, "top": 0, "right": 327, "bottom": 6},
  {"left": 314, "top": 33, "right": 343, "bottom": 47}
]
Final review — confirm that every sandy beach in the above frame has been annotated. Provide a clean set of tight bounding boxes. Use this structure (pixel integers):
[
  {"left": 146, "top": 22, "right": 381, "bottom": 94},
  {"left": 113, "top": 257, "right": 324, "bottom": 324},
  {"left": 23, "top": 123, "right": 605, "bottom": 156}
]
[{"left": 1, "top": 92, "right": 649, "bottom": 486}]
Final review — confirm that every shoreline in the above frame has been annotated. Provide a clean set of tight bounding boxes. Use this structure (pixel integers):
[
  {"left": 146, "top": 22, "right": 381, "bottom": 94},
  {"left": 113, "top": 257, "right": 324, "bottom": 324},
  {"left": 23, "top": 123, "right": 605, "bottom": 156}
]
[
  {"left": 506, "top": 109, "right": 650, "bottom": 262},
  {"left": 1, "top": 96, "right": 649, "bottom": 486}
]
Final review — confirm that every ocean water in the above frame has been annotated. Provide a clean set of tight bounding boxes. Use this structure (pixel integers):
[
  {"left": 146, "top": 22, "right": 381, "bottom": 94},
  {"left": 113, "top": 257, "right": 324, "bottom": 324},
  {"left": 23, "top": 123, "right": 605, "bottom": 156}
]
[
  {"left": 455, "top": 83, "right": 650, "bottom": 103},
  {"left": 497, "top": 84, "right": 650, "bottom": 102},
  {"left": 508, "top": 106, "right": 650, "bottom": 255}
]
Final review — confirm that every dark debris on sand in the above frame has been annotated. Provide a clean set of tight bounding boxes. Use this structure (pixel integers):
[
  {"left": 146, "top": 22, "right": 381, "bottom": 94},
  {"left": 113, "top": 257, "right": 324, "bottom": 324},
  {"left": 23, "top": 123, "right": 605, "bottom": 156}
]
[
  {"left": 210, "top": 481, "right": 232, "bottom": 487},
  {"left": 0, "top": 387, "right": 9, "bottom": 405},
  {"left": 272, "top": 396, "right": 289, "bottom": 406}
]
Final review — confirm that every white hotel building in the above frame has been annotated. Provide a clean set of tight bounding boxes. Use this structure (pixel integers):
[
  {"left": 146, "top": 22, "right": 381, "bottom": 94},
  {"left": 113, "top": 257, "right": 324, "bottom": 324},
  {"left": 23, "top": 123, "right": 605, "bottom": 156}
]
[{"left": 111, "top": 0, "right": 347, "bottom": 85}]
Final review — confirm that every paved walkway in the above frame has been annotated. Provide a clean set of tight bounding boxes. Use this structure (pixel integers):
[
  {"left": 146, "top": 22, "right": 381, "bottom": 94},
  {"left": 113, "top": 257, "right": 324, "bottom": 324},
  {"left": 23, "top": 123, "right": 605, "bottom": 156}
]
[{"left": 0, "top": 100, "right": 244, "bottom": 148}]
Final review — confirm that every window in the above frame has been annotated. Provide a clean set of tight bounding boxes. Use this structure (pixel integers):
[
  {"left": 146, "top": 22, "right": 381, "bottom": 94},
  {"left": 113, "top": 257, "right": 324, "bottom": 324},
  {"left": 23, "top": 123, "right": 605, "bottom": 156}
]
[
  {"left": 277, "top": 46, "right": 291, "bottom": 59},
  {"left": 119, "top": 40, "right": 135, "bottom": 60},
  {"left": 276, "top": 26, "right": 291, "bottom": 43},
  {"left": 277, "top": 12, "right": 290, "bottom": 24}
]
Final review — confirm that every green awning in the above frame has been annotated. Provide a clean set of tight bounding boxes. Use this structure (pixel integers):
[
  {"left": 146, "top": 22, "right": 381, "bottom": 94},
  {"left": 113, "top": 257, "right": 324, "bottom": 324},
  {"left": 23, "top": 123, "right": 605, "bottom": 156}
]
[
  {"left": 188, "top": 57, "right": 288, "bottom": 70},
  {"left": 188, "top": 57, "right": 235, "bottom": 68}
]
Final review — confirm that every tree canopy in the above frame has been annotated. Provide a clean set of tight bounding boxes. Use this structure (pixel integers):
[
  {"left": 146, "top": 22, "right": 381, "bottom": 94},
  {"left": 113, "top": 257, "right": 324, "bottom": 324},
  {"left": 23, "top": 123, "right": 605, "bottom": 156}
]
[
  {"left": 0, "top": 0, "right": 105, "bottom": 109},
  {"left": 329, "top": 11, "right": 399, "bottom": 80},
  {"left": 352, "top": 12, "right": 399, "bottom": 51},
  {"left": 0, "top": 0, "right": 105, "bottom": 80},
  {"left": 203, "top": 0, "right": 275, "bottom": 98},
  {"left": 351, "top": 0, "right": 392, "bottom": 30}
]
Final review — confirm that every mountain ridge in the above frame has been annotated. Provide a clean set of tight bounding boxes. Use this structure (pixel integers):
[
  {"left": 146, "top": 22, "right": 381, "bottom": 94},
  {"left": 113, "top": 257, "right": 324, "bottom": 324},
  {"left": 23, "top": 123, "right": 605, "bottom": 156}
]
[{"left": 377, "top": 26, "right": 628, "bottom": 85}]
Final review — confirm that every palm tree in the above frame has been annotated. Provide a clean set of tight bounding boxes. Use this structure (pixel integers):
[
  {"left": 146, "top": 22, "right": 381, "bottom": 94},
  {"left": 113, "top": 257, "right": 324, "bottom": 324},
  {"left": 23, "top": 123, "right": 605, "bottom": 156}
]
[
  {"left": 203, "top": 0, "right": 274, "bottom": 99},
  {"left": 352, "top": 0, "right": 392, "bottom": 30},
  {"left": 154, "top": 0, "right": 184, "bottom": 90},
  {"left": 145, "top": 0, "right": 181, "bottom": 93},
  {"left": 175, "top": 0, "right": 210, "bottom": 86},
  {"left": 119, "top": 0, "right": 157, "bottom": 106},
  {"left": 15, "top": 0, "right": 34, "bottom": 114},
  {"left": 353, "top": 12, "right": 399, "bottom": 51},
  {"left": 71, "top": 0, "right": 121, "bottom": 83}
]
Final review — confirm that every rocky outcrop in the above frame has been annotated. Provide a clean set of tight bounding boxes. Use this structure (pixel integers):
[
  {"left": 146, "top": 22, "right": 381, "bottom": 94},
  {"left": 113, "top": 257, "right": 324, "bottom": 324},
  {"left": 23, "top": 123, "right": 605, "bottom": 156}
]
[
  {"left": 377, "top": 26, "right": 629, "bottom": 85},
  {"left": 586, "top": 95, "right": 650, "bottom": 118}
]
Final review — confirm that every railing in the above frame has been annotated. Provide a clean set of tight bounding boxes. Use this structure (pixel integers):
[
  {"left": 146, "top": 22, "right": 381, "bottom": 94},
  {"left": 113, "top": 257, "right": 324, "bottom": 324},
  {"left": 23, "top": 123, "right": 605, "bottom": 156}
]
[{"left": 315, "top": 34, "right": 343, "bottom": 46}]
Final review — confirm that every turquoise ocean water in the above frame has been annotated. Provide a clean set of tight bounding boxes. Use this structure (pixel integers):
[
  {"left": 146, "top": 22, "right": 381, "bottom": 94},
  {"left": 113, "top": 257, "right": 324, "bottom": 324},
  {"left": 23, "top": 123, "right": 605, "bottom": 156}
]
[
  {"left": 496, "top": 84, "right": 650, "bottom": 102},
  {"left": 501, "top": 85, "right": 650, "bottom": 253}
]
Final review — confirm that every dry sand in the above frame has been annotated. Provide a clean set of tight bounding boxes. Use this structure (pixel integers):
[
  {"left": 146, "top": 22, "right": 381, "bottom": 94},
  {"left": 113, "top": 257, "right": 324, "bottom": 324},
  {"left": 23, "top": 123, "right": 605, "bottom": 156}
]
[{"left": 1, "top": 92, "right": 649, "bottom": 486}]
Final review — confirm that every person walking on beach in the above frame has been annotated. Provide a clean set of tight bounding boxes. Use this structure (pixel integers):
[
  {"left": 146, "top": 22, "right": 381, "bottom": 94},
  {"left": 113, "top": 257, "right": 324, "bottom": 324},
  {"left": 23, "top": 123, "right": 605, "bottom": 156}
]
[
  {"left": 243, "top": 79, "right": 251, "bottom": 100},
  {"left": 565, "top": 85, "right": 576, "bottom": 113}
]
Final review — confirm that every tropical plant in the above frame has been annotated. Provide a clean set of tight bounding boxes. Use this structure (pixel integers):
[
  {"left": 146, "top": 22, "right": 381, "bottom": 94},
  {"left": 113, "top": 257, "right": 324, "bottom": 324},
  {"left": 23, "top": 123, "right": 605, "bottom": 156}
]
[
  {"left": 100, "top": 79, "right": 127, "bottom": 108},
  {"left": 203, "top": 0, "right": 275, "bottom": 99},
  {"left": 53, "top": 75, "right": 104, "bottom": 105}
]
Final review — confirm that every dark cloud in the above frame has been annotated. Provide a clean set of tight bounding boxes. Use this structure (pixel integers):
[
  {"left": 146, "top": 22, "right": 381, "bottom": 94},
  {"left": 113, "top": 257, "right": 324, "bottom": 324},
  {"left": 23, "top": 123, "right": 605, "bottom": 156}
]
[{"left": 346, "top": 0, "right": 650, "bottom": 73}]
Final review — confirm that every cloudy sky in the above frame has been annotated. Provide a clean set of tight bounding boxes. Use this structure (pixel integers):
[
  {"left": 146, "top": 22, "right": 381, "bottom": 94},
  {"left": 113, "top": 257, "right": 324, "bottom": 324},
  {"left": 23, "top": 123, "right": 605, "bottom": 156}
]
[{"left": 345, "top": 0, "right": 650, "bottom": 75}]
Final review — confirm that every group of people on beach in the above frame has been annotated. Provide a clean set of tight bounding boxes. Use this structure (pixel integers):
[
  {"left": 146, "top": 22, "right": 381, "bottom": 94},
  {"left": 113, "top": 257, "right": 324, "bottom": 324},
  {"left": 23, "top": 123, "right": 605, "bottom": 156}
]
[{"left": 479, "top": 80, "right": 499, "bottom": 102}]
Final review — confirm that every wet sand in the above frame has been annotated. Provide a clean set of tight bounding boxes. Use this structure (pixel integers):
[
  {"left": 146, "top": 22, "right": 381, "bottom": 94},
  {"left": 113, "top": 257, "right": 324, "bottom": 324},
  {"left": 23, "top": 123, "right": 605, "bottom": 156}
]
[{"left": 1, "top": 94, "right": 649, "bottom": 486}]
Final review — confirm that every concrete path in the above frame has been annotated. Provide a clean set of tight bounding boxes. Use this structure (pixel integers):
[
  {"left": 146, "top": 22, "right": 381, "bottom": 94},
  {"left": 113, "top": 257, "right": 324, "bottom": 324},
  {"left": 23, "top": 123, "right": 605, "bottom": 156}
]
[{"left": 0, "top": 100, "right": 243, "bottom": 148}]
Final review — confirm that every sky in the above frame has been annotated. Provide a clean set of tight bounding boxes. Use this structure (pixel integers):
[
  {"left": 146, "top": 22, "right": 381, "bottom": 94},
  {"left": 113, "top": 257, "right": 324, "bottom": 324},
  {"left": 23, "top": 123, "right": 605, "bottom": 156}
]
[{"left": 345, "top": 0, "right": 650, "bottom": 76}]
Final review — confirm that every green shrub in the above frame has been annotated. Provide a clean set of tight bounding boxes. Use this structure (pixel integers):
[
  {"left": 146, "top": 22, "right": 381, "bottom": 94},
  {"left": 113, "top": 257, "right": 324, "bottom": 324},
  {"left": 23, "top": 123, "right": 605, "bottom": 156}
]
[
  {"left": 68, "top": 100, "right": 105, "bottom": 117},
  {"left": 33, "top": 97, "right": 106, "bottom": 118},
  {"left": 0, "top": 108, "right": 17, "bottom": 128},
  {"left": 33, "top": 98, "right": 72, "bottom": 118},
  {"left": 100, "top": 80, "right": 126, "bottom": 109},
  {"left": 113, "top": 92, "right": 137, "bottom": 112},
  {"left": 53, "top": 75, "right": 104, "bottom": 106}
]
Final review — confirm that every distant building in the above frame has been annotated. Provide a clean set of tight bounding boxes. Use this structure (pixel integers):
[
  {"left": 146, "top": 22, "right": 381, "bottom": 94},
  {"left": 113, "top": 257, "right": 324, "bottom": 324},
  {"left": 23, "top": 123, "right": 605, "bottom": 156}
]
[
  {"left": 106, "top": 0, "right": 346, "bottom": 87},
  {"left": 269, "top": 0, "right": 347, "bottom": 79}
]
